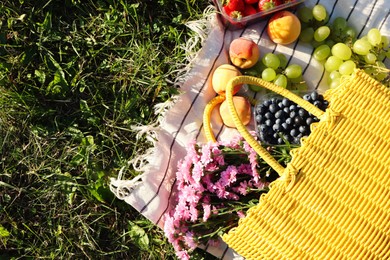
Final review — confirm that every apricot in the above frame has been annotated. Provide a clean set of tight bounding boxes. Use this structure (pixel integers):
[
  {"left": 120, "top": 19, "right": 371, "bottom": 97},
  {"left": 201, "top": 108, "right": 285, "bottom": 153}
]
[
  {"left": 267, "top": 11, "right": 301, "bottom": 45},
  {"left": 219, "top": 96, "right": 251, "bottom": 128},
  {"left": 211, "top": 64, "right": 243, "bottom": 95},
  {"left": 229, "top": 37, "right": 260, "bottom": 69}
]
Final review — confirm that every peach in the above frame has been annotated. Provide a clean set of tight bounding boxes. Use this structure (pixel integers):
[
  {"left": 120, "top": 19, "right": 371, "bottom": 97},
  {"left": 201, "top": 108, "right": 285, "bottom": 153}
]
[
  {"left": 211, "top": 64, "right": 243, "bottom": 95},
  {"left": 267, "top": 11, "right": 301, "bottom": 45},
  {"left": 219, "top": 96, "right": 251, "bottom": 128},
  {"left": 229, "top": 37, "right": 260, "bottom": 69}
]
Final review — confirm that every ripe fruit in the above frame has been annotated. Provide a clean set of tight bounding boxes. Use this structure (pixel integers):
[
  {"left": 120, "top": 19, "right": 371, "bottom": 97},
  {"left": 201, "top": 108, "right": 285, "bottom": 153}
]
[
  {"left": 211, "top": 64, "right": 243, "bottom": 95},
  {"left": 258, "top": 0, "right": 282, "bottom": 12},
  {"left": 255, "top": 92, "right": 328, "bottom": 145},
  {"left": 220, "top": 96, "right": 251, "bottom": 128},
  {"left": 267, "top": 11, "right": 301, "bottom": 45},
  {"left": 229, "top": 37, "right": 260, "bottom": 69},
  {"left": 222, "top": 0, "right": 245, "bottom": 17}
]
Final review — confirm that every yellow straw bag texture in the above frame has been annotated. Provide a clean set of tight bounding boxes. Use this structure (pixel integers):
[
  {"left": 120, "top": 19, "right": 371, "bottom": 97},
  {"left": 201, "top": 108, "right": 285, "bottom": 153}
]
[{"left": 204, "top": 69, "right": 390, "bottom": 259}]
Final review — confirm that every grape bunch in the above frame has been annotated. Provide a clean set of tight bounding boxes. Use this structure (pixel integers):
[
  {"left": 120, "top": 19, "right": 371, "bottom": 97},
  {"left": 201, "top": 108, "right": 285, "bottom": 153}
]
[
  {"left": 241, "top": 52, "right": 308, "bottom": 91},
  {"left": 297, "top": 4, "right": 390, "bottom": 87},
  {"left": 254, "top": 91, "right": 328, "bottom": 145}
]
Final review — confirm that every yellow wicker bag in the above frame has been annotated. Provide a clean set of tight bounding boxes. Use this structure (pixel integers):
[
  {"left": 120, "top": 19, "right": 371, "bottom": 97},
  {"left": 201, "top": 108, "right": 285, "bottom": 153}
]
[{"left": 204, "top": 69, "right": 390, "bottom": 259}]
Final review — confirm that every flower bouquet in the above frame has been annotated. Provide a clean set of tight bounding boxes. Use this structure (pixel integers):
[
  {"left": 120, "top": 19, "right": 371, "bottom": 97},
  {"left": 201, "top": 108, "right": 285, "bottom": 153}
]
[{"left": 163, "top": 132, "right": 293, "bottom": 259}]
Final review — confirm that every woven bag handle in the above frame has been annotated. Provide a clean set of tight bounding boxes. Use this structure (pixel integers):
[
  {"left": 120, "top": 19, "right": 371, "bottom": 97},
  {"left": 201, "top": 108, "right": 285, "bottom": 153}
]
[{"left": 204, "top": 75, "right": 325, "bottom": 176}]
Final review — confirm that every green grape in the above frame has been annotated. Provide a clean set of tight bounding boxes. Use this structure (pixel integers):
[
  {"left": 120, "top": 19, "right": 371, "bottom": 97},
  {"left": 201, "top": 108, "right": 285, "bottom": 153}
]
[
  {"left": 314, "top": 26, "right": 331, "bottom": 42},
  {"left": 299, "top": 27, "right": 314, "bottom": 43},
  {"left": 352, "top": 39, "right": 372, "bottom": 55},
  {"left": 364, "top": 53, "right": 377, "bottom": 64},
  {"left": 277, "top": 53, "right": 288, "bottom": 69},
  {"left": 328, "top": 70, "right": 341, "bottom": 84},
  {"left": 311, "top": 40, "right": 325, "bottom": 49},
  {"left": 375, "top": 61, "right": 388, "bottom": 81},
  {"left": 324, "top": 56, "right": 343, "bottom": 72},
  {"left": 380, "top": 36, "right": 389, "bottom": 49},
  {"left": 262, "top": 68, "right": 276, "bottom": 82},
  {"left": 297, "top": 6, "right": 313, "bottom": 23},
  {"left": 377, "top": 52, "right": 386, "bottom": 61},
  {"left": 338, "top": 60, "right": 356, "bottom": 75},
  {"left": 329, "top": 78, "right": 341, "bottom": 89},
  {"left": 332, "top": 17, "right": 347, "bottom": 33},
  {"left": 290, "top": 75, "right": 303, "bottom": 83},
  {"left": 262, "top": 53, "right": 280, "bottom": 70},
  {"left": 273, "top": 74, "right": 288, "bottom": 88},
  {"left": 285, "top": 64, "right": 302, "bottom": 79},
  {"left": 325, "top": 39, "right": 335, "bottom": 48},
  {"left": 344, "top": 27, "right": 357, "bottom": 41},
  {"left": 331, "top": 43, "right": 352, "bottom": 60},
  {"left": 367, "top": 28, "right": 382, "bottom": 46},
  {"left": 312, "top": 4, "right": 327, "bottom": 22},
  {"left": 313, "top": 44, "right": 331, "bottom": 61}
]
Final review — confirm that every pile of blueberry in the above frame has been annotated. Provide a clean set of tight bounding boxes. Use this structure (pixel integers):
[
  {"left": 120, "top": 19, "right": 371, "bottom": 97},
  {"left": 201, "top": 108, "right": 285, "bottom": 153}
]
[{"left": 254, "top": 91, "right": 329, "bottom": 145}]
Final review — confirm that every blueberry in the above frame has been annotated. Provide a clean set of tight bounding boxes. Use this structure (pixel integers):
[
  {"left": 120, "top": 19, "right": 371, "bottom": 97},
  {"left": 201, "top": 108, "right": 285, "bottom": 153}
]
[
  {"left": 275, "top": 110, "right": 284, "bottom": 119},
  {"left": 294, "top": 116, "right": 304, "bottom": 125},
  {"left": 310, "top": 91, "right": 319, "bottom": 101},
  {"left": 306, "top": 117, "right": 314, "bottom": 125},
  {"left": 263, "top": 100, "right": 271, "bottom": 107},
  {"left": 290, "top": 129, "right": 298, "bottom": 137},
  {"left": 273, "top": 132, "right": 279, "bottom": 139},
  {"left": 313, "top": 100, "right": 321, "bottom": 107},
  {"left": 278, "top": 102, "right": 284, "bottom": 109},
  {"left": 277, "top": 138, "right": 284, "bottom": 145},
  {"left": 265, "top": 119, "right": 272, "bottom": 127},
  {"left": 265, "top": 112, "right": 274, "bottom": 120},
  {"left": 282, "top": 98, "right": 291, "bottom": 107},
  {"left": 269, "top": 103, "right": 278, "bottom": 113},
  {"left": 298, "top": 108, "right": 307, "bottom": 117},
  {"left": 256, "top": 115, "right": 263, "bottom": 123},
  {"left": 293, "top": 137, "right": 301, "bottom": 144},
  {"left": 256, "top": 105, "right": 267, "bottom": 114},
  {"left": 282, "top": 122, "right": 289, "bottom": 130},
  {"left": 299, "top": 125, "right": 307, "bottom": 133},
  {"left": 283, "top": 107, "right": 290, "bottom": 114},
  {"left": 289, "top": 104, "right": 297, "bottom": 111},
  {"left": 286, "top": 117, "right": 293, "bottom": 125},
  {"left": 290, "top": 111, "right": 297, "bottom": 118},
  {"left": 273, "top": 124, "right": 281, "bottom": 131},
  {"left": 303, "top": 94, "right": 311, "bottom": 101},
  {"left": 275, "top": 118, "right": 282, "bottom": 125},
  {"left": 259, "top": 124, "right": 267, "bottom": 131}
]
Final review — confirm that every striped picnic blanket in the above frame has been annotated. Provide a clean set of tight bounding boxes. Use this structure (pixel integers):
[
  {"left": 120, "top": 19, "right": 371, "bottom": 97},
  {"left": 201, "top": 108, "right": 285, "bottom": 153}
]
[{"left": 111, "top": 0, "right": 390, "bottom": 258}]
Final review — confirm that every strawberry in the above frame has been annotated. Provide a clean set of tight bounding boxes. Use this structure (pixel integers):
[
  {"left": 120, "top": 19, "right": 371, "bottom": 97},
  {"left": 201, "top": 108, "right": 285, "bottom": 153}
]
[
  {"left": 222, "top": 0, "right": 245, "bottom": 17},
  {"left": 244, "top": 0, "right": 258, "bottom": 4},
  {"left": 243, "top": 4, "right": 258, "bottom": 16},
  {"left": 258, "top": 0, "right": 282, "bottom": 12}
]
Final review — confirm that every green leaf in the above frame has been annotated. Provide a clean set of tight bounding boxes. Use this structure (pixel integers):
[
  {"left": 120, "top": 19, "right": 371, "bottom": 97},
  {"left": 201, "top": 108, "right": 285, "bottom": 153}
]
[
  {"left": 128, "top": 222, "right": 150, "bottom": 249},
  {"left": 0, "top": 225, "right": 10, "bottom": 238}
]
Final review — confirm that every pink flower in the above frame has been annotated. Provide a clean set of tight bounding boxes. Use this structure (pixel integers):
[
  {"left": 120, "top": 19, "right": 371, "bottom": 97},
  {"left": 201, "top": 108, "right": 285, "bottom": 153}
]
[
  {"left": 233, "top": 180, "right": 249, "bottom": 195},
  {"left": 237, "top": 210, "right": 246, "bottom": 218},
  {"left": 183, "top": 231, "right": 198, "bottom": 250},
  {"left": 202, "top": 203, "right": 211, "bottom": 222},
  {"left": 163, "top": 215, "right": 176, "bottom": 243},
  {"left": 189, "top": 205, "right": 199, "bottom": 222},
  {"left": 192, "top": 161, "right": 203, "bottom": 182},
  {"left": 219, "top": 165, "right": 238, "bottom": 187},
  {"left": 176, "top": 250, "right": 190, "bottom": 260}
]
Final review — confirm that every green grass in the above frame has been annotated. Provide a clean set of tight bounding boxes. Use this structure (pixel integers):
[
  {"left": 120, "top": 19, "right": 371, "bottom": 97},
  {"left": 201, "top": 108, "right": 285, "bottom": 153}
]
[{"left": 0, "top": 0, "right": 215, "bottom": 259}]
